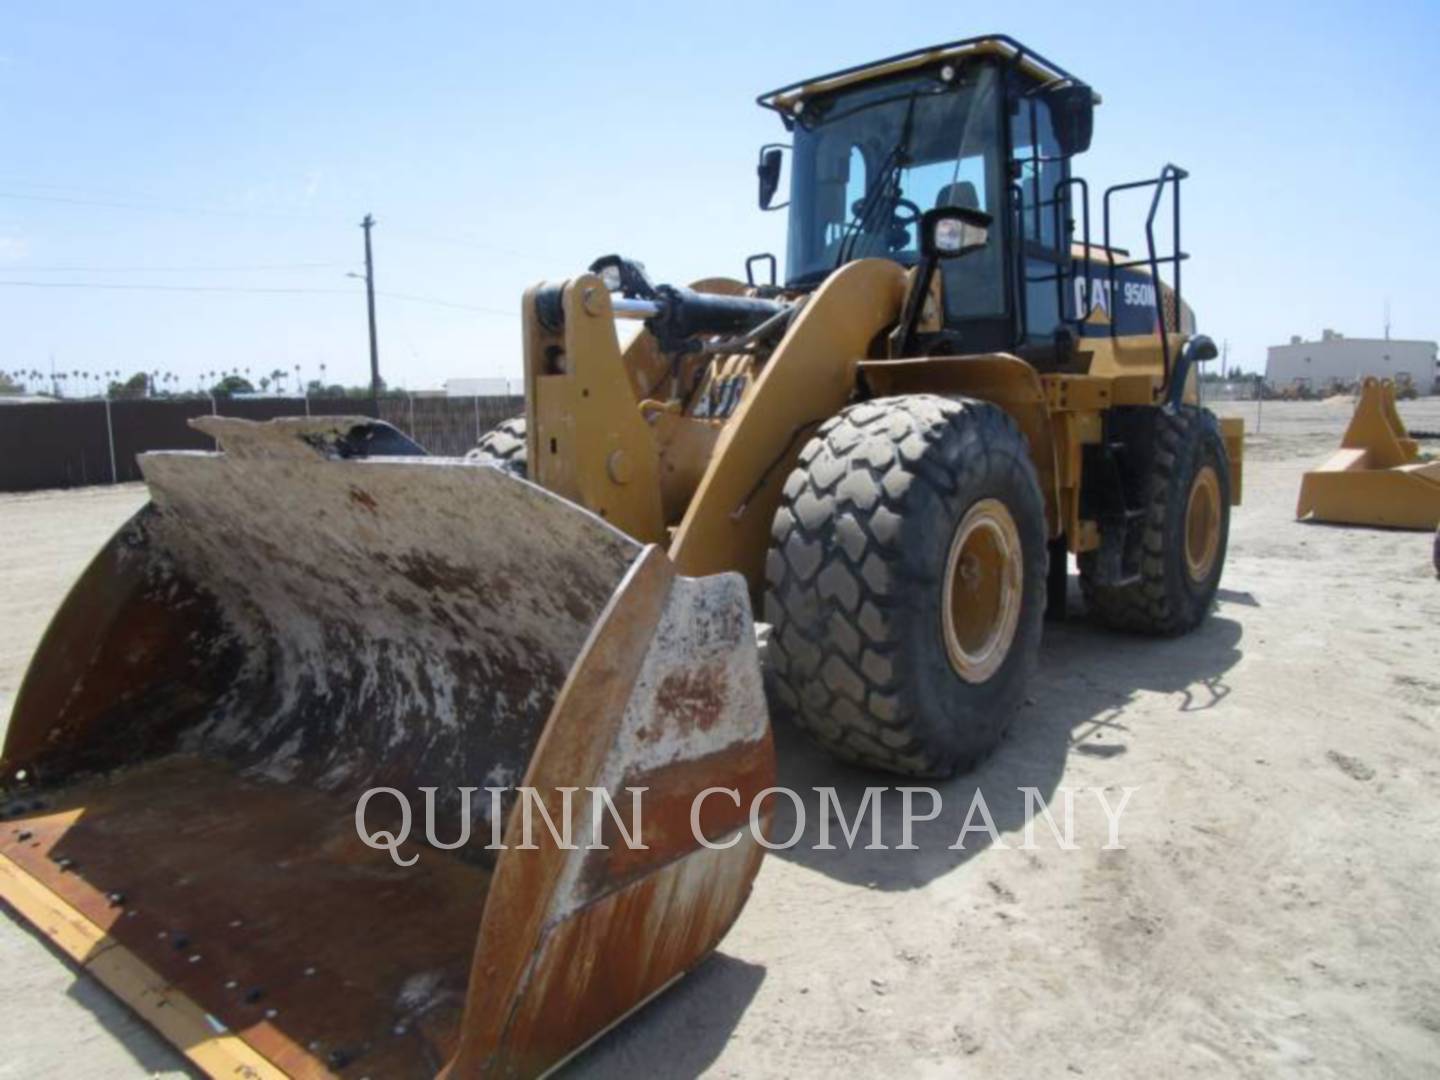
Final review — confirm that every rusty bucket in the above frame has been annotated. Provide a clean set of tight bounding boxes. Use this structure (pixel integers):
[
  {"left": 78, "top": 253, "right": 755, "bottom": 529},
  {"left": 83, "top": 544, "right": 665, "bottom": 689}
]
[{"left": 0, "top": 417, "right": 773, "bottom": 1078}]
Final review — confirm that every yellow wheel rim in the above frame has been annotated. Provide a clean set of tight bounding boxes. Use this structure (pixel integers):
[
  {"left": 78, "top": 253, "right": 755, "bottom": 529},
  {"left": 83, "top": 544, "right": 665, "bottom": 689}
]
[
  {"left": 942, "top": 499, "right": 1023, "bottom": 684},
  {"left": 1184, "top": 465, "right": 1222, "bottom": 583}
]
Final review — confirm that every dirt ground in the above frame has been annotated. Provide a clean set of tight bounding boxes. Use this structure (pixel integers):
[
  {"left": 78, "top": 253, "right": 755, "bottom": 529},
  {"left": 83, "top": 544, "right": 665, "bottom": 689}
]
[{"left": 2, "top": 398, "right": 1438, "bottom": 1079}]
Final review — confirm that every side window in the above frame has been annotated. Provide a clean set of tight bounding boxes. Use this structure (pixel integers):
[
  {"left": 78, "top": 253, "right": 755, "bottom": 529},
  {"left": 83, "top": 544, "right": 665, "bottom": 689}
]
[
  {"left": 820, "top": 144, "right": 868, "bottom": 251},
  {"left": 1011, "top": 96, "right": 1069, "bottom": 341},
  {"left": 1012, "top": 97, "right": 1064, "bottom": 247},
  {"left": 934, "top": 71, "right": 1004, "bottom": 322}
]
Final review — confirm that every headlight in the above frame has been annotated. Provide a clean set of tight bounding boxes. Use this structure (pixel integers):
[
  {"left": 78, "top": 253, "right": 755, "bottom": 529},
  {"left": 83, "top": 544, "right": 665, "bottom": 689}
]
[
  {"left": 921, "top": 207, "right": 993, "bottom": 260},
  {"left": 932, "top": 216, "right": 968, "bottom": 254}
]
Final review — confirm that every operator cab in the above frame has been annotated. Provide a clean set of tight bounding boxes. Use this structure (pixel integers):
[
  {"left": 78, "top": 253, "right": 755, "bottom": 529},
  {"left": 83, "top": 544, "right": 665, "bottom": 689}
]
[{"left": 757, "top": 35, "right": 1132, "bottom": 365}]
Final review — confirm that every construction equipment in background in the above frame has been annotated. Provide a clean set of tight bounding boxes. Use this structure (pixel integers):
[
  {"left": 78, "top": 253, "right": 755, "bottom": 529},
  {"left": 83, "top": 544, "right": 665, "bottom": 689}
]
[
  {"left": 1296, "top": 377, "right": 1440, "bottom": 530},
  {"left": 4, "top": 34, "right": 1239, "bottom": 1078}
]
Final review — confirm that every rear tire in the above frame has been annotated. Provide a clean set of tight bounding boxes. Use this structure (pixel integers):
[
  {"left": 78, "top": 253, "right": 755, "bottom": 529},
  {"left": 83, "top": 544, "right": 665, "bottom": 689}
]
[
  {"left": 465, "top": 416, "right": 527, "bottom": 478},
  {"left": 1080, "top": 406, "right": 1230, "bottom": 634},
  {"left": 764, "top": 394, "right": 1047, "bottom": 778}
]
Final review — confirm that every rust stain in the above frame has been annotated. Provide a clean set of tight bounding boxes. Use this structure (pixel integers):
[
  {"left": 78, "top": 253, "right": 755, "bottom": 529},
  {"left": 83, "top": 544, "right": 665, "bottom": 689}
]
[
  {"left": 652, "top": 665, "right": 727, "bottom": 736},
  {"left": 584, "top": 735, "right": 774, "bottom": 894},
  {"left": 494, "top": 834, "right": 767, "bottom": 1076}
]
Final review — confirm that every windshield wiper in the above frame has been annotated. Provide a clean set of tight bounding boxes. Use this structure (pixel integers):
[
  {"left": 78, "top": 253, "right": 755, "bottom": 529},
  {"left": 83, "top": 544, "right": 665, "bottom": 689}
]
[{"left": 834, "top": 90, "right": 919, "bottom": 269}]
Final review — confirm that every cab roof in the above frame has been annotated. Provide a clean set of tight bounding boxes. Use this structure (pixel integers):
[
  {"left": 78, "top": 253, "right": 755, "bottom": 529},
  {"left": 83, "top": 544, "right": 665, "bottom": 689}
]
[{"left": 757, "top": 33, "right": 1099, "bottom": 119}]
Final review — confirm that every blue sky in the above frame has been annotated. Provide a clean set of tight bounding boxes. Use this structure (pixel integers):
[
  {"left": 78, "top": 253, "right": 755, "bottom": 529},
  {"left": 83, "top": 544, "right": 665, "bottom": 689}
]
[{"left": 2, "top": 1, "right": 1436, "bottom": 390}]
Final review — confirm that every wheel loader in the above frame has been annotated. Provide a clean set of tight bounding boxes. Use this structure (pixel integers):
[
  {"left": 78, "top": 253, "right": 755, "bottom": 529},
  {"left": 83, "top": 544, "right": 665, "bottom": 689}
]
[{"left": 1, "top": 34, "right": 1241, "bottom": 1079}]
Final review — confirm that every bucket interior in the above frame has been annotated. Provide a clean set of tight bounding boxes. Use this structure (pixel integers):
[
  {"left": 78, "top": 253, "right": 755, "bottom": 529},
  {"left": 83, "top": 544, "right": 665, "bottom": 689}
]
[
  {"left": 3, "top": 758, "right": 489, "bottom": 1076},
  {"left": 1, "top": 446, "right": 645, "bottom": 1075}
]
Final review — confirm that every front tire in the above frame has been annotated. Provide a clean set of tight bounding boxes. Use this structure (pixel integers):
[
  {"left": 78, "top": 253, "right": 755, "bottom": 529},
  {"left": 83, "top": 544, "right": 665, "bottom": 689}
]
[
  {"left": 1080, "top": 406, "right": 1230, "bottom": 634},
  {"left": 764, "top": 394, "right": 1047, "bottom": 778},
  {"left": 465, "top": 416, "right": 527, "bottom": 478}
]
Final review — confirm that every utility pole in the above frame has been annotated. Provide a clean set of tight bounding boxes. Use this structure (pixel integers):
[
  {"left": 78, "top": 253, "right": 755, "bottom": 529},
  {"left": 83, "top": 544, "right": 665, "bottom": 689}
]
[{"left": 361, "top": 214, "right": 381, "bottom": 416}]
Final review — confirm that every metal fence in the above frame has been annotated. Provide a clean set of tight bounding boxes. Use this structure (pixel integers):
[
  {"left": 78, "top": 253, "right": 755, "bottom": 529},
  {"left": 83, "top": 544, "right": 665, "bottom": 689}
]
[
  {"left": 0, "top": 395, "right": 524, "bottom": 493},
  {"left": 378, "top": 394, "right": 523, "bottom": 457}
]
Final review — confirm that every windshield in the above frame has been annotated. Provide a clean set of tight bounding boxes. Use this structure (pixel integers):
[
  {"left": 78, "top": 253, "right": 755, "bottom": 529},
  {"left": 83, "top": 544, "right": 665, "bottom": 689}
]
[{"left": 785, "top": 64, "right": 1003, "bottom": 317}]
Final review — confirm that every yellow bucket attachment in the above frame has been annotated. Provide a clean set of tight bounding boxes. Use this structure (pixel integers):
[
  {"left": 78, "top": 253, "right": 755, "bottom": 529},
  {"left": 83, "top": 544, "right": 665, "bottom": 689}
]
[
  {"left": 0, "top": 416, "right": 773, "bottom": 1079},
  {"left": 1296, "top": 377, "right": 1440, "bottom": 529}
]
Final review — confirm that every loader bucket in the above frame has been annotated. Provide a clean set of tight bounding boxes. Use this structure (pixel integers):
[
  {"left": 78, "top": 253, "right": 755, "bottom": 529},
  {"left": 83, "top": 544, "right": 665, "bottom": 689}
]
[
  {"left": 0, "top": 416, "right": 773, "bottom": 1079},
  {"left": 1296, "top": 377, "right": 1440, "bottom": 530}
]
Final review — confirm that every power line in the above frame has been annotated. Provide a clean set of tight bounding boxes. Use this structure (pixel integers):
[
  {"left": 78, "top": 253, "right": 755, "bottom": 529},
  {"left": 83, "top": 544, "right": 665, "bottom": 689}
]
[
  {"left": 386, "top": 223, "right": 555, "bottom": 264},
  {"left": 0, "top": 189, "right": 337, "bottom": 223},
  {"left": 0, "top": 177, "right": 195, "bottom": 200},
  {"left": 0, "top": 184, "right": 564, "bottom": 265},
  {"left": 14, "top": 262, "right": 347, "bottom": 273},
  {"left": 0, "top": 278, "right": 523, "bottom": 315},
  {"left": 377, "top": 289, "right": 517, "bottom": 317},
  {"left": 0, "top": 279, "right": 357, "bottom": 295}
]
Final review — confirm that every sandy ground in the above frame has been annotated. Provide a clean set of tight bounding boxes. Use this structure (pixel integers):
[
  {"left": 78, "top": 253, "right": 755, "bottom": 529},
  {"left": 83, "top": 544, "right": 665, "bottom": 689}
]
[{"left": 1, "top": 398, "right": 1438, "bottom": 1079}]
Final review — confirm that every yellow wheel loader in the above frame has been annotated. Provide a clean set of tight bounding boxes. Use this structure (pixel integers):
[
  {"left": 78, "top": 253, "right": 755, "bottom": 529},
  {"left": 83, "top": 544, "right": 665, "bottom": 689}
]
[
  {"left": 1, "top": 34, "right": 1241, "bottom": 1079},
  {"left": 472, "top": 36, "right": 1244, "bottom": 772}
]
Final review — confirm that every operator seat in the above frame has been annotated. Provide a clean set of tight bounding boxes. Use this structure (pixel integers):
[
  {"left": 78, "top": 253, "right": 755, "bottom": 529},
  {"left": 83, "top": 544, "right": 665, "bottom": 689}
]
[{"left": 934, "top": 181, "right": 980, "bottom": 212}]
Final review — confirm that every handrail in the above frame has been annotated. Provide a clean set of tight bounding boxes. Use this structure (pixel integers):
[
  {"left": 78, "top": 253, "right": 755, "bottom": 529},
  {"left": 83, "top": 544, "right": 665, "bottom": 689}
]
[{"left": 1101, "top": 164, "right": 1189, "bottom": 394}]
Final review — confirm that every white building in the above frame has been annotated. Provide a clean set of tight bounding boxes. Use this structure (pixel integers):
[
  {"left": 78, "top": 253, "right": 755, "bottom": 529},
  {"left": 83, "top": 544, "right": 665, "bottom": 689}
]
[
  {"left": 445, "top": 377, "right": 516, "bottom": 398},
  {"left": 1266, "top": 330, "right": 1438, "bottom": 394}
]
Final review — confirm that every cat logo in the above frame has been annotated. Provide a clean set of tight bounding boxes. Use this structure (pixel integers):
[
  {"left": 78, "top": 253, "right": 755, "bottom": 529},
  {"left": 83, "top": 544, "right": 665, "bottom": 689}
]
[
  {"left": 1075, "top": 276, "right": 1159, "bottom": 329},
  {"left": 1075, "top": 276, "right": 1112, "bottom": 324}
]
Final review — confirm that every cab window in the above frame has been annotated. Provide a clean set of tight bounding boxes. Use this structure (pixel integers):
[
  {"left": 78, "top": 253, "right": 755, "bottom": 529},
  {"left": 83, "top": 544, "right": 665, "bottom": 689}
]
[{"left": 1011, "top": 94, "right": 1070, "bottom": 341}]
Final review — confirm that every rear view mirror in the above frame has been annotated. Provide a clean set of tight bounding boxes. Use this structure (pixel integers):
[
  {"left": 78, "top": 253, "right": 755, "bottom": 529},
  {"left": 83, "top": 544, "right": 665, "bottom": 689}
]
[
  {"left": 1043, "top": 84, "right": 1094, "bottom": 157},
  {"left": 1185, "top": 334, "right": 1219, "bottom": 362},
  {"left": 921, "top": 206, "right": 992, "bottom": 259},
  {"left": 757, "top": 144, "right": 789, "bottom": 210}
]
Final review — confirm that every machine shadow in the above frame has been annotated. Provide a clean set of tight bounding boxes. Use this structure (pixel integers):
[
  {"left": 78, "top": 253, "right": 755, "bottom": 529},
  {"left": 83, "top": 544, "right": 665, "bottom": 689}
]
[
  {"left": 562, "top": 953, "right": 766, "bottom": 1078},
  {"left": 766, "top": 582, "right": 1244, "bottom": 890},
  {"left": 61, "top": 979, "right": 199, "bottom": 1078},
  {"left": 11, "top": 906, "right": 759, "bottom": 1080},
  {"left": 0, "top": 918, "right": 200, "bottom": 1078}
]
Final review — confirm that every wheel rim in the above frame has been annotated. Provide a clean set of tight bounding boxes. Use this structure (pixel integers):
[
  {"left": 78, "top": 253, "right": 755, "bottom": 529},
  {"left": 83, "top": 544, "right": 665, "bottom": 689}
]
[
  {"left": 1184, "top": 465, "right": 1222, "bottom": 583},
  {"left": 942, "top": 498, "right": 1023, "bottom": 684}
]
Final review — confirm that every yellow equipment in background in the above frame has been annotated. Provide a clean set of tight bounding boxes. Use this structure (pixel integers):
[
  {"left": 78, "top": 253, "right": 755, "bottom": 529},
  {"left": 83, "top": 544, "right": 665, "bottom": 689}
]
[{"left": 1296, "top": 377, "right": 1440, "bottom": 529}]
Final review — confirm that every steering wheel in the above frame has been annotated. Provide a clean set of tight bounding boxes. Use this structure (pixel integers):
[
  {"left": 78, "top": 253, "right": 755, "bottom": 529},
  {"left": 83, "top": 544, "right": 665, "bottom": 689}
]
[
  {"left": 890, "top": 198, "right": 921, "bottom": 226},
  {"left": 850, "top": 196, "right": 922, "bottom": 225},
  {"left": 887, "top": 198, "right": 922, "bottom": 250},
  {"left": 848, "top": 197, "right": 923, "bottom": 251}
]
